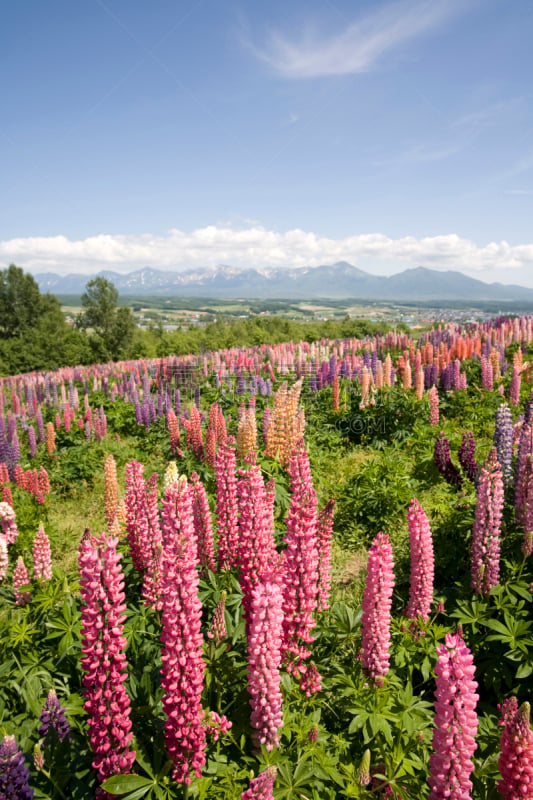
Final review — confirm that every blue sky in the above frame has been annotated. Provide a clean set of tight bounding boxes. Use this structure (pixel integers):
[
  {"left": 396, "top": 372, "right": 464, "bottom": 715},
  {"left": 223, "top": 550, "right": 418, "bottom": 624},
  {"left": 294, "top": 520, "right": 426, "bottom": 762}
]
[{"left": 2, "top": 0, "right": 533, "bottom": 284}]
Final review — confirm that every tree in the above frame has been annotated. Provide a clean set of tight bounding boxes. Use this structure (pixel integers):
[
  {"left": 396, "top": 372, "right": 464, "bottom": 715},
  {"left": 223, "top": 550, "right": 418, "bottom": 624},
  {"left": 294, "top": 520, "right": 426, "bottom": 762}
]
[
  {"left": 77, "top": 277, "right": 136, "bottom": 360},
  {"left": 0, "top": 264, "right": 50, "bottom": 338}
]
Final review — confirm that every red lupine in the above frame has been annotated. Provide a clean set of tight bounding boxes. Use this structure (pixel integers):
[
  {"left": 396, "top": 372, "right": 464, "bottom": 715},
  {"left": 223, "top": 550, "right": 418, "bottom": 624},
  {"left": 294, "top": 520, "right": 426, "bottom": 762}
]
[
  {"left": 79, "top": 531, "right": 136, "bottom": 788},
  {"left": 246, "top": 579, "right": 284, "bottom": 752},
  {"left": 160, "top": 478, "right": 206, "bottom": 784},
  {"left": 405, "top": 499, "right": 434, "bottom": 622},
  {"left": 2, "top": 487, "right": 13, "bottom": 508},
  {"left": 32, "top": 523, "right": 52, "bottom": 580},
  {"left": 360, "top": 532, "right": 395, "bottom": 682},
  {"left": 498, "top": 697, "right": 533, "bottom": 799},
  {"left": 190, "top": 472, "right": 216, "bottom": 573},
  {"left": 281, "top": 444, "right": 320, "bottom": 687},
  {"left": 215, "top": 437, "right": 239, "bottom": 570},
  {"left": 471, "top": 449, "right": 504, "bottom": 596},
  {"left": 428, "top": 633, "right": 478, "bottom": 800}
]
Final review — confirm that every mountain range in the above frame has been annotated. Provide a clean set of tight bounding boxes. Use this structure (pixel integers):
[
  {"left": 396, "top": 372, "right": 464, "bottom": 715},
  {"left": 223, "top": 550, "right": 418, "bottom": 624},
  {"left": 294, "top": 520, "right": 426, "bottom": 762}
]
[{"left": 34, "top": 263, "right": 533, "bottom": 303}]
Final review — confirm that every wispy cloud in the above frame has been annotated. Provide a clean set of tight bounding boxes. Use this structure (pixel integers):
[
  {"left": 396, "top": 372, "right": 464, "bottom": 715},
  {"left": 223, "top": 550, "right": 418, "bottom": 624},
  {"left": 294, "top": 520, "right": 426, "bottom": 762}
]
[
  {"left": 2, "top": 225, "right": 533, "bottom": 275},
  {"left": 250, "top": 0, "right": 468, "bottom": 79}
]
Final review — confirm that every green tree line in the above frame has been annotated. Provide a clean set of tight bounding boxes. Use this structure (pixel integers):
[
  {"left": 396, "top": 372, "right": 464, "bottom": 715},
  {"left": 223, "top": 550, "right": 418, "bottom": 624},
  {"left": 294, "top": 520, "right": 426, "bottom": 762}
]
[{"left": 0, "top": 264, "right": 397, "bottom": 376}]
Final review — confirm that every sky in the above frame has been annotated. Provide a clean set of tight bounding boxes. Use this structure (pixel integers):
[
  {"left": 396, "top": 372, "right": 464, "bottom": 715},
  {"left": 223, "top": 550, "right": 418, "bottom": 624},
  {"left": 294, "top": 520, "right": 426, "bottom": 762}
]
[{"left": 2, "top": 0, "right": 533, "bottom": 285}]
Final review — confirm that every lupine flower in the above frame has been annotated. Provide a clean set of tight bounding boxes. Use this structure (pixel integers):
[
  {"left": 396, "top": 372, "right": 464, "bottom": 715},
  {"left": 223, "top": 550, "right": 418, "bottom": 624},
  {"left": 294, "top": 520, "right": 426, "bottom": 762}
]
[
  {"left": 163, "top": 461, "right": 179, "bottom": 492},
  {"left": 0, "top": 501, "right": 18, "bottom": 544},
  {"left": 356, "top": 750, "right": 371, "bottom": 787},
  {"left": 434, "top": 432, "right": 462, "bottom": 487},
  {"left": 204, "top": 711, "right": 232, "bottom": 742},
  {"left": 32, "top": 523, "right": 52, "bottom": 580},
  {"left": 79, "top": 532, "right": 135, "bottom": 786},
  {"left": 332, "top": 374, "right": 340, "bottom": 411},
  {"left": 104, "top": 454, "right": 118, "bottom": 531},
  {"left": 429, "top": 385, "right": 439, "bottom": 426},
  {"left": 46, "top": 422, "right": 55, "bottom": 456},
  {"left": 0, "top": 735, "right": 34, "bottom": 800},
  {"left": 428, "top": 633, "right": 478, "bottom": 800},
  {"left": 498, "top": 697, "right": 533, "bottom": 799},
  {"left": 33, "top": 744, "right": 44, "bottom": 772},
  {"left": 27, "top": 426, "right": 37, "bottom": 459},
  {"left": 216, "top": 438, "right": 239, "bottom": 570},
  {"left": 247, "top": 579, "right": 284, "bottom": 752},
  {"left": 1, "top": 487, "right": 13, "bottom": 508},
  {"left": 167, "top": 409, "right": 181, "bottom": 456},
  {"left": 510, "top": 365, "right": 521, "bottom": 406},
  {"left": 242, "top": 766, "right": 277, "bottom": 800},
  {"left": 124, "top": 460, "right": 151, "bottom": 573},
  {"left": 405, "top": 499, "right": 434, "bottom": 622},
  {"left": 237, "top": 408, "right": 257, "bottom": 461},
  {"left": 495, "top": 404, "right": 514, "bottom": 486},
  {"left": 38, "top": 690, "right": 70, "bottom": 741},
  {"left": 471, "top": 449, "right": 504, "bottom": 596},
  {"left": 13, "top": 556, "right": 31, "bottom": 606},
  {"left": 160, "top": 478, "right": 206, "bottom": 784},
  {"left": 0, "top": 535, "right": 7, "bottom": 581},
  {"left": 458, "top": 431, "right": 479, "bottom": 483},
  {"left": 207, "top": 592, "right": 227, "bottom": 645},
  {"left": 281, "top": 445, "right": 320, "bottom": 687},
  {"left": 360, "top": 533, "right": 395, "bottom": 682},
  {"left": 190, "top": 472, "right": 216, "bottom": 574}
]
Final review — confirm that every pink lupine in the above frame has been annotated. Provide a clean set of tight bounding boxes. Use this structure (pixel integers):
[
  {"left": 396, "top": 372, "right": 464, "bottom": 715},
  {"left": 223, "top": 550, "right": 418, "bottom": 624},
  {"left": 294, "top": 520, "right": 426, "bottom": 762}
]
[
  {"left": 207, "top": 593, "right": 227, "bottom": 645},
  {"left": 79, "top": 531, "right": 135, "bottom": 787},
  {"left": 160, "top": 478, "right": 206, "bottom": 784},
  {"left": 360, "top": 533, "right": 395, "bottom": 682},
  {"left": 0, "top": 501, "right": 18, "bottom": 544},
  {"left": 242, "top": 766, "right": 277, "bottom": 800},
  {"left": 0, "top": 535, "right": 8, "bottom": 582},
  {"left": 510, "top": 365, "right": 521, "bottom": 407},
  {"left": 429, "top": 385, "right": 439, "bottom": 426},
  {"left": 405, "top": 499, "right": 434, "bottom": 622},
  {"left": 316, "top": 499, "right": 335, "bottom": 612},
  {"left": 498, "top": 697, "right": 533, "bottom": 799},
  {"left": 190, "top": 472, "right": 216, "bottom": 573},
  {"left": 38, "top": 466, "right": 50, "bottom": 497},
  {"left": 32, "top": 524, "right": 52, "bottom": 580},
  {"left": 246, "top": 579, "right": 284, "bottom": 752},
  {"left": 2, "top": 487, "right": 13, "bottom": 507},
  {"left": 13, "top": 556, "right": 31, "bottom": 606},
  {"left": 124, "top": 460, "right": 151, "bottom": 573},
  {"left": 281, "top": 445, "right": 320, "bottom": 686},
  {"left": 428, "top": 633, "right": 478, "bottom": 800},
  {"left": 471, "top": 449, "right": 504, "bottom": 596},
  {"left": 215, "top": 438, "right": 239, "bottom": 570},
  {"left": 238, "top": 463, "right": 278, "bottom": 628},
  {"left": 204, "top": 711, "right": 232, "bottom": 742},
  {"left": 141, "top": 472, "right": 163, "bottom": 609}
]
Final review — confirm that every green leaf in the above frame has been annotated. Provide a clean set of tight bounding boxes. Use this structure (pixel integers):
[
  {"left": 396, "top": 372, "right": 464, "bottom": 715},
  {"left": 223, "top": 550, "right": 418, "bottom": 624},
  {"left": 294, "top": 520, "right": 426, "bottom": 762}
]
[
  {"left": 101, "top": 774, "right": 154, "bottom": 796},
  {"left": 516, "top": 662, "right": 533, "bottom": 679}
]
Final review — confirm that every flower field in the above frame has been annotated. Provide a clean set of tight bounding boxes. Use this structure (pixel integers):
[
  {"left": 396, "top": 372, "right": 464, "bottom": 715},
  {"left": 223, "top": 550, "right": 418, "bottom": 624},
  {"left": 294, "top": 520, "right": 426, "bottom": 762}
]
[{"left": 1, "top": 315, "right": 533, "bottom": 799}]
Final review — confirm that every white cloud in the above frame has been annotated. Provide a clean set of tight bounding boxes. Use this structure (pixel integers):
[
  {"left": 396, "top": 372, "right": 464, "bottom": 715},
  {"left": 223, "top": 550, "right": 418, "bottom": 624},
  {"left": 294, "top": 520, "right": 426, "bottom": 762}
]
[
  {"left": 2, "top": 225, "right": 533, "bottom": 278},
  {"left": 250, "top": 0, "right": 468, "bottom": 79}
]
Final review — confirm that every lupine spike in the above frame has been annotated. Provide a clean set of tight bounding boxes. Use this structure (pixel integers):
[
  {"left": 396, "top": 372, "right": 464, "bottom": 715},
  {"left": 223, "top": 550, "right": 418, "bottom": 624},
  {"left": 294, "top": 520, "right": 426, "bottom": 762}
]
[
  {"left": 360, "top": 532, "right": 395, "bottom": 683},
  {"left": 405, "top": 499, "right": 434, "bottom": 621},
  {"left": 498, "top": 698, "right": 533, "bottom": 799},
  {"left": 32, "top": 523, "right": 52, "bottom": 580},
  {"left": 471, "top": 449, "right": 504, "bottom": 595}
]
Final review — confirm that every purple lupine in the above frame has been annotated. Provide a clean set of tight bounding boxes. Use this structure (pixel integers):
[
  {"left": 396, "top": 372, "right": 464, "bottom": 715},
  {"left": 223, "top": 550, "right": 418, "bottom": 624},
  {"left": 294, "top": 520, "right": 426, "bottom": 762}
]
[
  {"left": 360, "top": 532, "right": 395, "bottom": 683},
  {"left": 514, "top": 422, "right": 533, "bottom": 556},
  {"left": 405, "top": 499, "right": 434, "bottom": 622},
  {"left": 428, "top": 633, "right": 478, "bottom": 800},
  {"left": 434, "top": 432, "right": 462, "bottom": 487},
  {"left": 38, "top": 690, "right": 70, "bottom": 741},
  {"left": 498, "top": 697, "right": 533, "bottom": 799},
  {"left": 495, "top": 404, "right": 514, "bottom": 486},
  {"left": 246, "top": 579, "right": 284, "bottom": 752},
  {"left": 0, "top": 735, "right": 34, "bottom": 800},
  {"left": 242, "top": 766, "right": 277, "bottom": 800},
  {"left": 458, "top": 431, "right": 479, "bottom": 483}
]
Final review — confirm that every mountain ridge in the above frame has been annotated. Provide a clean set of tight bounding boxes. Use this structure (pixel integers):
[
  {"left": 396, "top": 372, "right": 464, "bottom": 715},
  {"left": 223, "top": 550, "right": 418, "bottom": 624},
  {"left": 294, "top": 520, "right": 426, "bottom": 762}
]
[{"left": 33, "top": 263, "right": 533, "bottom": 302}]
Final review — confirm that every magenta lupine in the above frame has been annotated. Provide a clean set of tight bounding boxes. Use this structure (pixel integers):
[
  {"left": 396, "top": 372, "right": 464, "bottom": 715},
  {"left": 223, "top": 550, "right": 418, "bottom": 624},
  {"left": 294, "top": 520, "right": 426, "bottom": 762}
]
[
  {"left": 498, "top": 697, "right": 533, "bottom": 799},
  {"left": 13, "top": 556, "right": 31, "bottom": 606},
  {"left": 246, "top": 579, "right": 284, "bottom": 752},
  {"left": 405, "top": 499, "right": 434, "bottom": 622},
  {"left": 316, "top": 499, "right": 335, "bottom": 612},
  {"left": 215, "top": 437, "right": 239, "bottom": 570},
  {"left": 190, "top": 472, "right": 216, "bottom": 573},
  {"left": 160, "top": 478, "right": 206, "bottom": 784},
  {"left": 204, "top": 711, "right": 232, "bottom": 742},
  {"left": 32, "top": 524, "right": 52, "bottom": 580},
  {"left": 238, "top": 463, "right": 278, "bottom": 628},
  {"left": 360, "top": 533, "right": 395, "bottom": 682},
  {"left": 471, "top": 449, "right": 505, "bottom": 595},
  {"left": 79, "top": 532, "right": 135, "bottom": 786},
  {"left": 281, "top": 445, "right": 320, "bottom": 686},
  {"left": 428, "top": 633, "right": 479, "bottom": 800},
  {"left": 242, "top": 766, "right": 277, "bottom": 800},
  {"left": 0, "top": 501, "right": 18, "bottom": 544}
]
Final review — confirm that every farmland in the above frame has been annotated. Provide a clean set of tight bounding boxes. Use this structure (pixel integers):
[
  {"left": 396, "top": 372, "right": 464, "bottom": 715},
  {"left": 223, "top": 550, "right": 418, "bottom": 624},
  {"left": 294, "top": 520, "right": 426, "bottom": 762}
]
[{"left": 0, "top": 315, "right": 533, "bottom": 798}]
